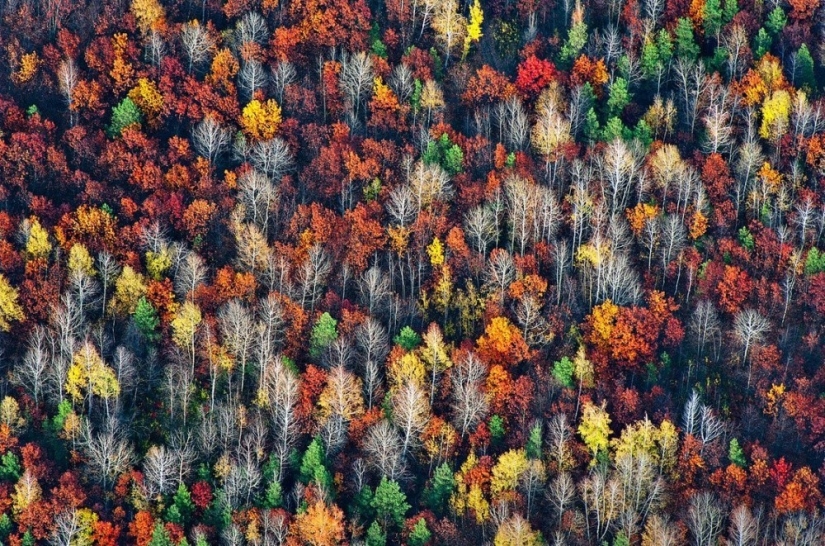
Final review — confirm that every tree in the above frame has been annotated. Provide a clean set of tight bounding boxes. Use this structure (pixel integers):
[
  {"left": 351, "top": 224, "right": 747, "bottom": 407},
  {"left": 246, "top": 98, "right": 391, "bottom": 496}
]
[
  {"left": 392, "top": 382, "right": 430, "bottom": 459},
  {"left": 431, "top": 0, "right": 467, "bottom": 67},
  {"left": 493, "top": 515, "right": 541, "bottom": 546},
  {"left": 192, "top": 116, "right": 230, "bottom": 165},
  {"left": 674, "top": 18, "right": 700, "bottom": 61},
  {"left": 687, "top": 492, "right": 725, "bottom": 546},
  {"left": 578, "top": 401, "right": 611, "bottom": 463},
  {"left": 366, "top": 521, "right": 386, "bottom": 546},
  {"left": 732, "top": 308, "right": 769, "bottom": 387},
  {"left": 0, "top": 274, "right": 24, "bottom": 331},
  {"left": 241, "top": 99, "right": 282, "bottom": 141},
  {"left": 180, "top": 20, "right": 214, "bottom": 73},
  {"left": 107, "top": 97, "right": 143, "bottom": 138},
  {"left": 450, "top": 351, "right": 488, "bottom": 437},
  {"left": 133, "top": 297, "right": 160, "bottom": 342},
  {"left": 463, "top": 0, "right": 483, "bottom": 59},
  {"left": 371, "top": 477, "right": 410, "bottom": 528},
  {"left": 310, "top": 312, "right": 338, "bottom": 360}
]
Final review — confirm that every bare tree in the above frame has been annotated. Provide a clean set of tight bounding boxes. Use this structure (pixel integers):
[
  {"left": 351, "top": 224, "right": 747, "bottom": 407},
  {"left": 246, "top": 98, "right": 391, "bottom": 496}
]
[
  {"left": 239, "top": 59, "right": 269, "bottom": 100},
  {"left": 733, "top": 309, "right": 769, "bottom": 388},
  {"left": 249, "top": 138, "right": 293, "bottom": 181},
  {"left": 16, "top": 325, "right": 51, "bottom": 406},
  {"left": 238, "top": 169, "right": 278, "bottom": 236},
  {"left": 180, "top": 20, "right": 214, "bottom": 73},
  {"left": 50, "top": 509, "right": 81, "bottom": 546},
  {"left": 496, "top": 97, "right": 529, "bottom": 151},
  {"left": 687, "top": 492, "right": 725, "bottom": 546},
  {"left": 295, "top": 244, "right": 331, "bottom": 312},
  {"left": 727, "top": 504, "right": 759, "bottom": 546},
  {"left": 219, "top": 299, "right": 256, "bottom": 396},
  {"left": 363, "top": 420, "right": 407, "bottom": 481},
  {"left": 464, "top": 205, "right": 497, "bottom": 257},
  {"left": 689, "top": 300, "right": 721, "bottom": 360},
  {"left": 547, "top": 472, "right": 576, "bottom": 530},
  {"left": 57, "top": 59, "right": 78, "bottom": 125},
  {"left": 265, "top": 358, "right": 299, "bottom": 481},
  {"left": 145, "top": 29, "right": 167, "bottom": 67},
  {"left": 81, "top": 419, "right": 135, "bottom": 490},
  {"left": 193, "top": 115, "right": 231, "bottom": 165},
  {"left": 392, "top": 382, "right": 430, "bottom": 459},
  {"left": 339, "top": 51, "right": 374, "bottom": 120},
  {"left": 272, "top": 60, "right": 297, "bottom": 104},
  {"left": 175, "top": 251, "right": 207, "bottom": 301},
  {"left": 389, "top": 63, "right": 414, "bottom": 103},
  {"left": 484, "top": 249, "right": 516, "bottom": 307},
  {"left": 450, "top": 352, "right": 488, "bottom": 437},
  {"left": 358, "top": 266, "right": 391, "bottom": 316},
  {"left": 143, "top": 445, "right": 178, "bottom": 498},
  {"left": 235, "top": 11, "right": 267, "bottom": 46}
]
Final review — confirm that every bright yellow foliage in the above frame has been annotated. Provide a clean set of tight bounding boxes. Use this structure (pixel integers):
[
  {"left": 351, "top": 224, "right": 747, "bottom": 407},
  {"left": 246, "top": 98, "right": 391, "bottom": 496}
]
[
  {"left": 74, "top": 508, "right": 99, "bottom": 546},
  {"left": 389, "top": 352, "right": 427, "bottom": 390},
  {"left": 765, "top": 383, "right": 786, "bottom": 416},
  {"left": 610, "top": 416, "right": 679, "bottom": 474},
  {"left": 427, "top": 237, "right": 445, "bottom": 267},
  {"left": 463, "top": 0, "right": 484, "bottom": 58},
  {"left": 145, "top": 248, "right": 172, "bottom": 280},
  {"left": 573, "top": 344, "right": 594, "bottom": 389},
  {"left": 241, "top": 99, "right": 282, "bottom": 141},
  {"left": 68, "top": 244, "right": 96, "bottom": 276},
  {"left": 626, "top": 203, "right": 660, "bottom": 235},
  {"left": 12, "top": 471, "right": 41, "bottom": 516},
  {"left": 490, "top": 449, "right": 529, "bottom": 496},
  {"left": 450, "top": 453, "right": 490, "bottom": 523},
  {"left": 131, "top": 0, "right": 166, "bottom": 33},
  {"left": 578, "top": 400, "right": 612, "bottom": 462},
  {"left": 109, "top": 265, "right": 148, "bottom": 316},
  {"left": 171, "top": 301, "right": 202, "bottom": 348},
  {"left": 66, "top": 343, "right": 121, "bottom": 402},
  {"left": 128, "top": 78, "right": 164, "bottom": 125},
  {"left": 25, "top": 218, "right": 52, "bottom": 259},
  {"left": 466, "top": 483, "right": 490, "bottom": 523},
  {"left": 759, "top": 89, "right": 792, "bottom": 141},
  {"left": 0, "top": 274, "right": 25, "bottom": 332},
  {"left": 0, "top": 397, "right": 24, "bottom": 433}
]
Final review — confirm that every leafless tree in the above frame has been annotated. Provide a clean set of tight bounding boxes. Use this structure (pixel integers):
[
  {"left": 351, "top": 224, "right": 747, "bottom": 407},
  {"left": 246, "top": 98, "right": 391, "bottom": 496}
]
[
  {"left": 220, "top": 299, "right": 256, "bottom": 396},
  {"left": 496, "top": 96, "right": 529, "bottom": 150},
  {"left": 145, "top": 29, "right": 167, "bottom": 67},
  {"left": 235, "top": 11, "right": 267, "bottom": 46},
  {"left": 464, "top": 205, "right": 497, "bottom": 257},
  {"left": 547, "top": 472, "right": 576, "bottom": 530},
  {"left": 723, "top": 25, "right": 749, "bottom": 79},
  {"left": 775, "top": 512, "right": 824, "bottom": 545},
  {"left": 340, "top": 51, "right": 374, "bottom": 120},
  {"left": 295, "top": 244, "right": 331, "bottom": 313},
  {"left": 450, "top": 352, "right": 488, "bottom": 437},
  {"left": 409, "top": 160, "right": 453, "bottom": 211},
  {"left": 363, "top": 420, "right": 407, "bottom": 481},
  {"left": 265, "top": 358, "right": 299, "bottom": 481},
  {"left": 50, "top": 509, "right": 81, "bottom": 546},
  {"left": 355, "top": 318, "right": 389, "bottom": 373},
  {"left": 175, "top": 251, "right": 207, "bottom": 301},
  {"left": 358, "top": 266, "right": 391, "bottom": 316},
  {"left": 727, "top": 504, "right": 759, "bottom": 546},
  {"left": 484, "top": 249, "right": 516, "bottom": 307},
  {"left": 687, "top": 492, "right": 725, "bottom": 546},
  {"left": 260, "top": 509, "right": 289, "bottom": 545},
  {"left": 519, "top": 459, "right": 546, "bottom": 518},
  {"left": 193, "top": 115, "right": 231, "bottom": 165},
  {"left": 733, "top": 309, "right": 769, "bottom": 387},
  {"left": 547, "top": 413, "right": 574, "bottom": 471},
  {"left": 392, "top": 381, "right": 430, "bottom": 459},
  {"left": 180, "top": 20, "right": 214, "bottom": 73},
  {"left": 57, "top": 59, "right": 78, "bottom": 124},
  {"left": 81, "top": 419, "right": 135, "bottom": 490},
  {"left": 386, "top": 184, "right": 417, "bottom": 227},
  {"left": 389, "top": 63, "right": 414, "bottom": 103},
  {"left": 249, "top": 138, "right": 293, "bottom": 182},
  {"left": 16, "top": 325, "right": 51, "bottom": 406},
  {"left": 660, "top": 214, "right": 686, "bottom": 270},
  {"left": 272, "top": 60, "right": 297, "bottom": 104},
  {"left": 689, "top": 301, "right": 721, "bottom": 361},
  {"left": 143, "top": 445, "right": 178, "bottom": 498},
  {"left": 238, "top": 169, "right": 278, "bottom": 237},
  {"left": 239, "top": 59, "right": 269, "bottom": 100},
  {"left": 598, "top": 138, "right": 644, "bottom": 217},
  {"left": 642, "top": 514, "right": 682, "bottom": 546},
  {"left": 673, "top": 58, "right": 707, "bottom": 135}
]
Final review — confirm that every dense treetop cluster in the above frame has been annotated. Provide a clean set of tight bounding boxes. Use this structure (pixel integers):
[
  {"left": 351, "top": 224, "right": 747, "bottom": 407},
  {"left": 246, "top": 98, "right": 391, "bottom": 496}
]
[{"left": 2, "top": 0, "right": 825, "bottom": 543}]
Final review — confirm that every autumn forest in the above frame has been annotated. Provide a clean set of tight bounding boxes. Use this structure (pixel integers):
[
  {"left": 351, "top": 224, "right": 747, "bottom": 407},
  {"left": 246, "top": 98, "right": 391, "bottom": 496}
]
[{"left": 1, "top": 0, "right": 825, "bottom": 543}]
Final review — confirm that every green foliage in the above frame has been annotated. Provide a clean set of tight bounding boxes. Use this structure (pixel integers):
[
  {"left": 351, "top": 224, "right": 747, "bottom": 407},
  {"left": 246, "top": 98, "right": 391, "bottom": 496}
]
[
  {"left": 0, "top": 513, "right": 10, "bottom": 540},
  {"left": 51, "top": 399, "right": 73, "bottom": 433},
  {"left": 765, "top": 7, "right": 786, "bottom": 35},
  {"left": 601, "top": 117, "right": 625, "bottom": 142},
  {"left": 423, "top": 133, "right": 464, "bottom": 176},
  {"left": 424, "top": 462, "right": 455, "bottom": 515},
  {"left": 364, "top": 178, "right": 382, "bottom": 201},
  {"left": 561, "top": 21, "right": 588, "bottom": 64},
  {"left": 0, "top": 452, "right": 21, "bottom": 482},
  {"left": 26, "top": 104, "right": 39, "bottom": 117},
  {"left": 310, "top": 312, "right": 338, "bottom": 359},
  {"left": 149, "top": 522, "right": 174, "bottom": 546},
  {"left": 722, "top": 0, "right": 739, "bottom": 23},
  {"left": 552, "top": 356, "right": 575, "bottom": 388},
  {"left": 372, "top": 40, "right": 388, "bottom": 59},
  {"left": 753, "top": 28, "right": 772, "bottom": 59},
  {"left": 795, "top": 45, "right": 816, "bottom": 92},
  {"left": 108, "top": 97, "right": 143, "bottom": 138},
  {"left": 703, "top": 0, "right": 723, "bottom": 38},
  {"left": 738, "top": 227, "right": 754, "bottom": 251},
  {"left": 607, "top": 77, "right": 631, "bottom": 117},
  {"left": 411, "top": 79, "right": 423, "bottom": 111},
  {"left": 394, "top": 326, "right": 421, "bottom": 351},
  {"left": 169, "top": 483, "right": 194, "bottom": 525},
  {"left": 709, "top": 46, "right": 728, "bottom": 74},
  {"left": 633, "top": 119, "right": 653, "bottom": 148},
  {"left": 133, "top": 296, "right": 161, "bottom": 343},
  {"left": 366, "top": 521, "right": 387, "bottom": 546},
  {"left": 262, "top": 479, "right": 283, "bottom": 509},
  {"left": 613, "top": 531, "right": 631, "bottom": 546},
  {"left": 584, "top": 107, "right": 600, "bottom": 142},
  {"left": 429, "top": 48, "right": 444, "bottom": 80},
  {"left": 505, "top": 152, "right": 516, "bottom": 168},
  {"left": 526, "top": 423, "right": 543, "bottom": 459},
  {"left": 729, "top": 438, "right": 747, "bottom": 468},
  {"left": 805, "top": 248, "right": 825, "bottom": 275},
  {"left": 21, "top": 530, "right": 35, "bottom": 546},
  {"left": 409, "top": 518, "right": 432, "bottom": 546},
  {"left": 489, "top": 414, "right": 506, "bottom": 445},
  {"left": 299, "top": 438, "right": 334, "bottom": 492},
  {"left": 372, "top": 477, "right": 410, "bottom": 528},
  {"left": 675, "top": 18, "right": 700, "bottom": 61},
  {"left": 350, "top": 484, "right": 375, "bottom": 522}
]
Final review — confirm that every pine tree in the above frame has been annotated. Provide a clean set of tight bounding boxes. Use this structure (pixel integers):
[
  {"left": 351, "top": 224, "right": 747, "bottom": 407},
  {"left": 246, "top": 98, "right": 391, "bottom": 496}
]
[
  {"left": 526, "top": 424, "right": 543, "bottom": 459},
  {"left": 675, "top": 18, "right": 700, "bottom": 61},
  {"left": 371, "top": 477, "right": 410, "bottom": 528},
  {"left": 424, "top": 463, "right": 455, "bottom": 515},
  {"left": 107, "top": 97, "right": 143, "bottom": 137},
  {"left": 299, "top": 438, "right": 334, "bottom": 492},
  {"left": 703, "top": 0, "right": 723, "bottom": 40},
  {"left": 366, "top": 521, "right": 387, "bottom": 546},
  {"left": 795, "top": 44, "right": 816, "bottom": 92},
  {"left": 729, "top": 438, "right": 747, "bottom": 468},
  {"left": 765, "top": 7, "right": 786, "bottom": 36},
  {"left": 133, "top": 297, "right": 161, "bottom": 342},
  {"left": 394, "top": 326, "right": 421, "bottom": 350},
  {"left": 409, "top": 518, "right": 432, "bottom": 546},
  {"left": 310, "top": 312, "right": 338, "bottom": 359}
]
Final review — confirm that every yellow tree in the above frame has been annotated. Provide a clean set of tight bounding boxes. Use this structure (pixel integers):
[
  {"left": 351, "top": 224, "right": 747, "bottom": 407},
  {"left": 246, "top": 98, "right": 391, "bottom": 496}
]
[
  {"left": 68, "top": 244, "right": 96, "bottom": 276},
  {"left": 759, "top": 89, "right": 792, "bottom": 142},
  {"left": 578, "top": 400, "right": 612, "bottom": 464},
  {"left": 25, "top": 218, "right": 52, "bottom": 259},
  {"left": 241, "top": 99, "right": 282, "bottom": 141},
  {"left": 317, "top": 365, "right": 365, "bottom": 425},
  {"left": 109, "top": 266, "right": 148, "bottom": 316},
  {"left": 494, "top": 514, "right": 541, "bottom": 546},
  {"left": 431, "top": 0, "right": 467, "bottom": 68},
  {"left": 0, "top": 274, "right": 25, "bottom": 331},
  {"left": 130, "top": 0, "right": 166, "bottom": 34},
  {"left": 127, "top": 78, "right": 164, "bottom": 127},
  {"left": 463, "top": 0, "right": 483, "bottom": 59},
  {"left": 66, "top": 342, "right": 120, "bottom": 415},
  {"left": 491, "top": 449, "right": 529, "bottom": 497},
  {"left": 419, "top": 323, "right": 452, "bottom": 404},
  {"left": 171, "top": 301, "right": 202, "bottom": 375}
]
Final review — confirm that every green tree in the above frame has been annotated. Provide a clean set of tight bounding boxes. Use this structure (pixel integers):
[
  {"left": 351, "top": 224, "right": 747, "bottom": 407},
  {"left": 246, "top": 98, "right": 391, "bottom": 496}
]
[
  {"left": 169, "top": 483, "right": 194, "bottom": 525},
  {"left": 409, "top": 518, "right": 432, "bottom": 546},
  {"left": 0, "top": 452, "right": 21, "bottom": 481},
  {"left": 422, "top": 133, "right": 464, "bottom": 176},
  {"left": 675, "top": 18, "right": 700, "bottom": 60},
  {"left": 366, "top": 521, "right": 387, "bottom": 546},
  {"left": 729, "top": 438, "right": 747, "bottom": 468},
  {"left": 560, "top": 19, "right": 588, "bottom": 64},
  {"left": 703, "top": 0, "right": 723, "bottom": 39},
  {"left": 394, "top": 326, "right": 421, "bottom": 350},
  {"left": 148, "top": 522, "right": 174, "bottom": 546},
  {"left": 299, "top": 438, "right": 334, "bottom": 492},
  {"left": 489, "top": 414, "right": 506, "bottom": 445},
  {"left": 765, "top": 7, "right": 786, "bottom": 35},
  {"left": 584, "top": 107, "right": 600, "bottom": 142},
  {"left": 371, "top": 477, "right": 410, "bottom": 528},
  {"left": 607, "top": 77, "right": 631, "bottom": 117},
  {"left": 552, "top": 357, "right": 575, "bottom": 388},
  {"left": 424, "top": 462, "right": 455, "bottom": 515},
  {"left": 795, "top": 44, "right": 816, "bottom": 92},
  {"left": 262, "top": 479, "right": 283, "bottom": 509},
  {"left": 805, "top": 248, "right": 825, "bottom": 275},
  {"left": 107, "top": 97, "right": 143, "bottom": 138},
  {"left": 753, "top": 28, "right": 772, "bottom": 59},
  {"left": 526, "top": 423, "right": 543, "bottom": 459},
  {"left": 722, "top": 0, "right": 739, "bottom": 23},
  {"left": 133, "top": 297, "right": 160, "bottom": 342},
  {"left": 310, "top": 312, "right": 338, "bottom": 359}
]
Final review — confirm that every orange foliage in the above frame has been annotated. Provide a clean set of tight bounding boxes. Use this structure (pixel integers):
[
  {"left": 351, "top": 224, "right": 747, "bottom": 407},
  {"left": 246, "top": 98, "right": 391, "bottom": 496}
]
[{"left": 476, "top": 317, "right": 530, "bottom": 367}]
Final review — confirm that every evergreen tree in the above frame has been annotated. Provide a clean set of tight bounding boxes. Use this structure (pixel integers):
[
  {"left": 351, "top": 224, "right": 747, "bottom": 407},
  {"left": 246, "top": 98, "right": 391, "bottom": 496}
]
[
  {"left": 722, "top": 0, "right": 739, "bottom": 23},
  {"left": 552, "top": 356, "right": 575, "bottom": 388},
  {"left": 703, "top": 0, "right": 723, "bottom": 39},
  {"left": 366, "top": 521, "right": 387, "bottom": 546},
  {"left": 299, "top": 438, "right": 334, "bottom": 492},
  {"left": 424, "top": 463, "right": 455, "bottom": 515},
  {"left": 394, "top": 326, "right": 421, "bottom": 350},
  {"left": 149, "top": 523, "right": 174, "bottom": 546},
  {"left": 729, "top": 438, "right": 747, "bottom": 468},
  {"left": 765, "top": 7, "right": 786, "bottom": 36},
  {"left": 309, "top": 312, "right": 338, "bottom": 359},
  {"left": 607, "top": 77, "right": 631, "bottom": 117},
  {"left": 795, "top": 44, "right": 816, "bottom": 92},
  {"left": 408, "top": 518, "right": 432, "bottom": 546},
  {"left": 526, "top": 423, "right": 543, "bottom": 459},
  {"left": 371, "top": 477, "right": 410, "bottom": 528},
  {"left": 133, "top": 296, "right": 160, "bottom": 342},
  {"left": 107, "top": 97, "right": 143, "bottom": 138},
  {"left": 675, "top": 18, "right": 700, "bottom": 60},
  {"left": 753, "top": 28, "right": 772, "bottom": 59}
]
